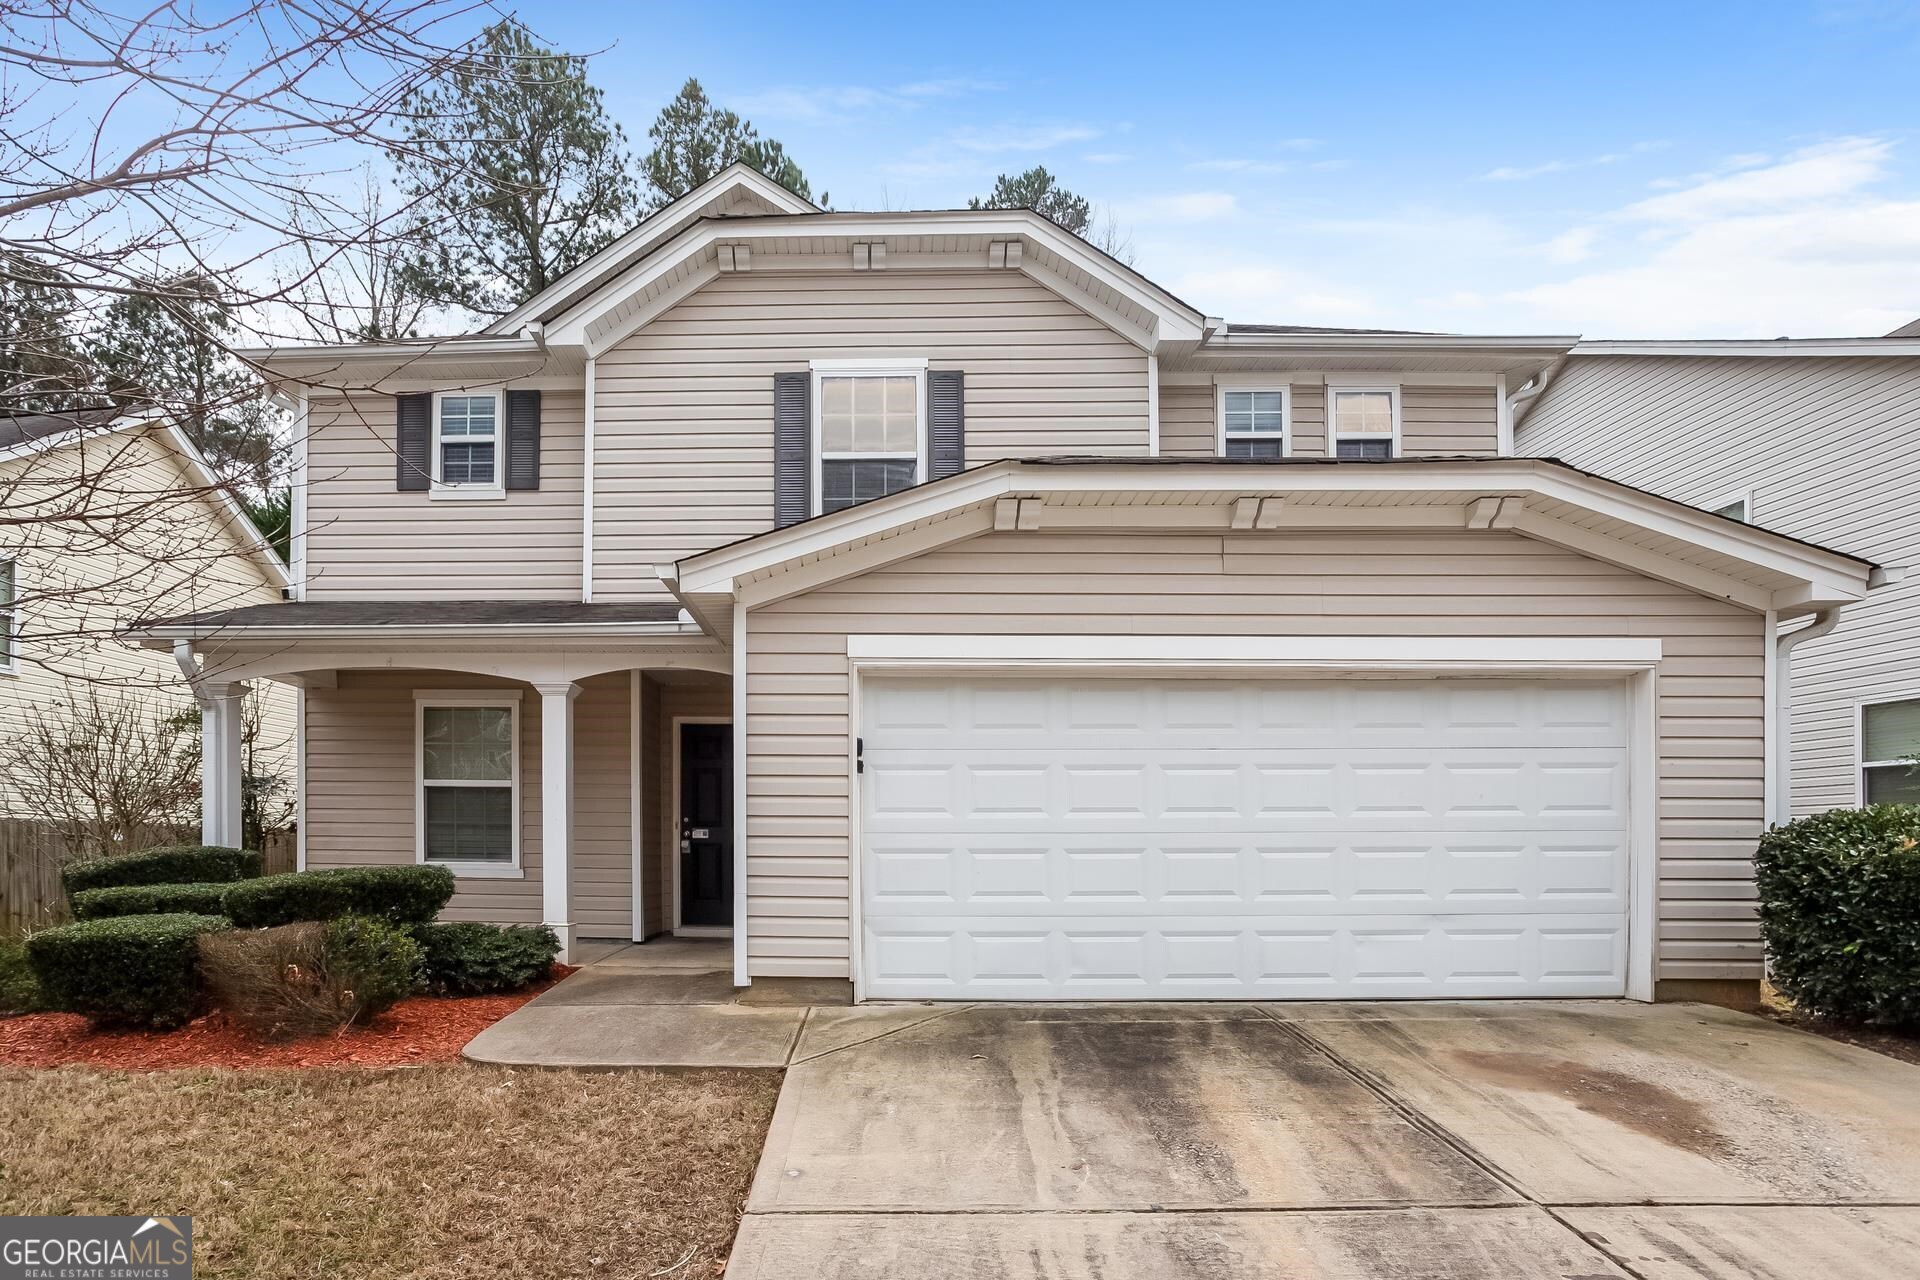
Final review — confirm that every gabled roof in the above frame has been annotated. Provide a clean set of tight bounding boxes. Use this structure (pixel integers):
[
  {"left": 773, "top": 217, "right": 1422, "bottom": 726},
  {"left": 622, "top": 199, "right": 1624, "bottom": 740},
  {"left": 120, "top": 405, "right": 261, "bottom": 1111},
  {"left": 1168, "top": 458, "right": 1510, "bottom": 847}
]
[
  {"left": 663, "top": 456, "right": 1874, "bottom": 628},
  {"left": 487, "top": 163, "right": 820, "bottom": 336},
  {"left": 0, "top": 411, "right": 290, "bottom": 591}
]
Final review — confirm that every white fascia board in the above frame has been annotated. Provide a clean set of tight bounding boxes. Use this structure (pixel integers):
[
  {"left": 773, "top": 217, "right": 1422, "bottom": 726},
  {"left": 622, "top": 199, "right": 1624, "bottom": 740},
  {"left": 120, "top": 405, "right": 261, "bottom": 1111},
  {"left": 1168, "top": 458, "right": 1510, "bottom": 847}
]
[
  {"left": 134, "top": 621, "right": 703, "bottom": 645},
  {"left": 548, "top": 210, "right": 1206, "bottom": 353},
  {"left": 847, "top": 634, "right": 1663, "bottom": 669},
  {"left": 675, "top": 458, "right": 1872, "bottom": 607},
  {"left": 1210, "top": 333, "right": 1579, "bottom": 353},
  {"left": 1571, "top": 338, "right": 1920, "bottom": 358},
  {"left": 236, "top": 335, "right": 542, "bottom": 369}
]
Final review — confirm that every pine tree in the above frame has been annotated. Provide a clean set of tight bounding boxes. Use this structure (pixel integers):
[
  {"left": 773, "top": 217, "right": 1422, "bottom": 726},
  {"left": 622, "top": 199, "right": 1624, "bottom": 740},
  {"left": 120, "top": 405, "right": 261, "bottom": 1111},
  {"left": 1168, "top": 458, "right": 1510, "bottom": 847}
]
[
  {"left": 0, "top": 254, "right": 92, "bottom": 414},
  {"left": 641, "top": 79, "right": 814, "bottom": 210},
  {"left": 969, "top": 167, "right": 1092, "bottom": 235},
  {"left": 389, "top": 20, "right": 642, "bottom": 316},
  {"left": 90, "top": 275, "right": 277, "bottom": 488}
]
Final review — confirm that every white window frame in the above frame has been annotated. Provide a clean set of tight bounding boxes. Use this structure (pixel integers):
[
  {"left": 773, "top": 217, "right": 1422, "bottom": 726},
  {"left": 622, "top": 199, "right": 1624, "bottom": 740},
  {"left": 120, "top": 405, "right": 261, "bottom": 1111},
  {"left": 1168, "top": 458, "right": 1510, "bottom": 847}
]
[
  {"left": 0, "top": 558, "right": 16, "bottom": 675},
  {"left": 415, "top": 690, "right": 523, "bottom": 878},
  {"left": 1856, "top": 695, "right": 1920, "bottom": 806},
  {"left": 809, "top": 358, "right": 929, "bottom": 517},
  {"left": 1328, "top": 384, "right": 1402, "bottom": 459},
  {"left": 1214, "top": 378, "right": 1291, "bottom": 458},
  {"left": 430, "top": 389, "right": 505, "bottom": 501},
  {"left": 1707, "top": 487, "right": 1752, "bottom": 523}
]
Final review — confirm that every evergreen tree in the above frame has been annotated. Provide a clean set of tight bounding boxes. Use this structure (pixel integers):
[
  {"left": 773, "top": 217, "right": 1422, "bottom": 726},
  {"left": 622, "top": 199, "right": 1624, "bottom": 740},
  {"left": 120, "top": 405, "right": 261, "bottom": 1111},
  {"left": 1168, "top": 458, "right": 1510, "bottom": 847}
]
[
  {"left": 89, "top": 275, "right": 277, "bottom": 488},
  {"left": 969, "top": 167, "right": 1092, "bottom": 235},
  {"left": 389, "top": 19, "right": 642, "bottom": 316},
  {"left": 641, "top": 79, "right": 815, "bottom": 210},
  {"left": 0, "top": 254, "right": 92, "bottom": 414}
]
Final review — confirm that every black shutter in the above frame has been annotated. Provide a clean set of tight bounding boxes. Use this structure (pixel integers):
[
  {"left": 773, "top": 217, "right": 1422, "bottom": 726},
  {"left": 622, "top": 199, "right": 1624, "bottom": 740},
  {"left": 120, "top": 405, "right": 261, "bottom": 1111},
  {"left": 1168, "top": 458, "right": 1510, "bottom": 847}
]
[
  {"left": 395, "top": 392, "right": 431, "bottom": 491},
  {"left": 928, "top": 370, "right": 965, "bottom": 480},
  {"left": 506, "top": 389, "right": 541, "bottom": 490},
  {"left": 774, "top": 372, "right": 810, "bottom": 527}
]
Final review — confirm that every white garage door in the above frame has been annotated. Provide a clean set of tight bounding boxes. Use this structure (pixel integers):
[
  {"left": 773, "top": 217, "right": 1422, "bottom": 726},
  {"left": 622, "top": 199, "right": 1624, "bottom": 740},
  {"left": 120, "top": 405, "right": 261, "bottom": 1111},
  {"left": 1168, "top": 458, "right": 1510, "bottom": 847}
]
[{"left": 859, "top": 676, "right": 1633, "bottom": 1000}]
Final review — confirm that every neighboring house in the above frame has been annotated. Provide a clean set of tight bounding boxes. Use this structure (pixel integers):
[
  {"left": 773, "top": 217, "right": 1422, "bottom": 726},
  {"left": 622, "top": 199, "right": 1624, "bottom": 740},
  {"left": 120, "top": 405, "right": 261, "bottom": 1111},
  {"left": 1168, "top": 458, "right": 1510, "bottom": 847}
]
[
  {"left": 1516, "top": 332, "right": 1920, "bottom": 820},
  {"left": 0, "top": 410, "right": 294, "bottom": 825},
  {"left": 136, "top": 165, "right": 1876, "bottom": 1010}
]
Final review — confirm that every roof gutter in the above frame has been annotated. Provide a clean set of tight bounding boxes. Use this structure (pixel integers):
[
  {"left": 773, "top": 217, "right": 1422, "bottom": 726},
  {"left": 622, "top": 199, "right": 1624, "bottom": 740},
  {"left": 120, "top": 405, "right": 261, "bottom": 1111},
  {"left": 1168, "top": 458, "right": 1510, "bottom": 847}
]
[{"left": 133, "top": 620, "right": 707, "bottom": 647}]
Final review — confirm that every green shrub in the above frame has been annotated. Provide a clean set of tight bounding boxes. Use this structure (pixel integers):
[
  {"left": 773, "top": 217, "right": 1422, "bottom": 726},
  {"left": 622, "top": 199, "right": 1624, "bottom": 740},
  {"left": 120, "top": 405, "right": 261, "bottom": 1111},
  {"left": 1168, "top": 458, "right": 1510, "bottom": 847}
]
[
  {"left": 70, "top": 882, "right": 232, "bottom": 921},
  {"left": 324, "top": 916, "right": 422, "bottom": 1020},
  {"left": 0, "top": 937, "right": 44, "bottom": 1015},
  {"left": 60, "top": 845, "right": 262, "bottom": 898},
  {"left": 221, "top": 865, "right": 455, "bottom": 929},
  {"left": 25, "top": 913, "right": 230, "bottom": 1029},
  {"left": 413, "top": 922, "right": 559, "bottom": 995},
  {"left": 1756, "top": 804, "right": 1920, "bottom": 1026}
]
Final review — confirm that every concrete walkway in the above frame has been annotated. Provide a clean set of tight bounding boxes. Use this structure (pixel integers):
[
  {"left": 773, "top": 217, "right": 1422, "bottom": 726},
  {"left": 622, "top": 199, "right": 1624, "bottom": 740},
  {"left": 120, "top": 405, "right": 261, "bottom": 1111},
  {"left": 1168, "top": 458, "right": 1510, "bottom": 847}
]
[
  {"left": 463, "top": 938, "right": 925, "bottom": 1069},
  {"left": 728, "top": 1001, "right": 1920, "bottom": 1279}
]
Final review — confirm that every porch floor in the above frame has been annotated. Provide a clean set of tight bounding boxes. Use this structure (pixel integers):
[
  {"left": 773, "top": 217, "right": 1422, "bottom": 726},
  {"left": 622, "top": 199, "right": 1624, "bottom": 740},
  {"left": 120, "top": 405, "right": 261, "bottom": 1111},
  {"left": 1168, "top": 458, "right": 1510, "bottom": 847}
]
[{"left": 463, "top": 937, "right": 913, "bottom": 1070}]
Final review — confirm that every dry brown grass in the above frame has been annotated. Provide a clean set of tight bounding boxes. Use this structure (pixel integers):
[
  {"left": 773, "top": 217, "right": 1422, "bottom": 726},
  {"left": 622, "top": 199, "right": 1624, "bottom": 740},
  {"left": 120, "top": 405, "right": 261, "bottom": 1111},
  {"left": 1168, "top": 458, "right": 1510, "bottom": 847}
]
[{"left": 0, "top": 1065, "right": 780, "bottom": 1279}]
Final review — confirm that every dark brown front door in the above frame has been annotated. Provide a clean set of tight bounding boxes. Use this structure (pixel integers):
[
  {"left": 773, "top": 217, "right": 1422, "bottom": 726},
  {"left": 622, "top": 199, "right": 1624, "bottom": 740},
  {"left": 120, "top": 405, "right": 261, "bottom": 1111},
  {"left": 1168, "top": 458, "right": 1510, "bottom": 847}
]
[{"left": 679, "top": 723, "right": 733, "bottom": 927}]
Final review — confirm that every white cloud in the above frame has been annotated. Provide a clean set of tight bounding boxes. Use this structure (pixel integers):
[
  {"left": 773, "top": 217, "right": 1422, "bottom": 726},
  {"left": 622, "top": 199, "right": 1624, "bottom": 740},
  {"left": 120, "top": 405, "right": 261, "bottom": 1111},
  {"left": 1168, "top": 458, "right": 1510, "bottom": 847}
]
[
  {"left": 731, "top": 78, "right": 1000, "bottom": 123},
  {"left": 1484, "top": 140, "right": 1667, "bottom": 182},
  {"left": 1123, "top": 192, "right": 1239, "bottom": 222},
  {"left": 949, "top": 123, "right": 1100, "bottom": 153},
  {"left": 1544, "top": 225, "right": 1599, "bottom": 264},
  {"left": 1510, "top": 137, "right": 1920, "bottom": 335}
]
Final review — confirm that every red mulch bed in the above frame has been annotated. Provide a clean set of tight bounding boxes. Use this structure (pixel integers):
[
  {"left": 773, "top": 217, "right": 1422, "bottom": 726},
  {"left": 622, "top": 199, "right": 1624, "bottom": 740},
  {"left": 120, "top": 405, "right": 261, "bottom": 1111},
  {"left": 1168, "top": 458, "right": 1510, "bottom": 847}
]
[{"left": 0, "top": 965, "right": 575, "bottom": 1071}]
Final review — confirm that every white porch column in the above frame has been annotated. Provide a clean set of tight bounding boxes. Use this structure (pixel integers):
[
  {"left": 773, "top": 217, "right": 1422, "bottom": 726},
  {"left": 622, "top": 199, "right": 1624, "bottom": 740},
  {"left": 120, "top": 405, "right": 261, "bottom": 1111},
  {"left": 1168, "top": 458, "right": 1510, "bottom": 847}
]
[
  {"left": 535, "top": 681, "right": 581, "bottom": 963},
  {"left": 198, "top": 681, "right": 246, "bottom": 849}
]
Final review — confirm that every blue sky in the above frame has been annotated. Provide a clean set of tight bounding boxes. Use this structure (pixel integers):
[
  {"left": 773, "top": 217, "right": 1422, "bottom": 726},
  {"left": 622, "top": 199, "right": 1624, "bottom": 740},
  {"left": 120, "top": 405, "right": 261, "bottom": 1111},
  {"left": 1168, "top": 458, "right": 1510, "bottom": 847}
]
[{"left": 528, "top": 0, "right": 1920, "bottom": 338}]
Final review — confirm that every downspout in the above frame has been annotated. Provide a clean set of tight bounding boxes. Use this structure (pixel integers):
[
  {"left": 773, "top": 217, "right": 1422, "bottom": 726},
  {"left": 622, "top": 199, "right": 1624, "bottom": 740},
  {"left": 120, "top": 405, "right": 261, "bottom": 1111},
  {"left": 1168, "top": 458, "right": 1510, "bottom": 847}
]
[
  {"left": 1506, "top": 356, "right": 1566, "bottom": 432},
  {"left": 1771, "top": 608, "right": 1844, "bottom": 826}
]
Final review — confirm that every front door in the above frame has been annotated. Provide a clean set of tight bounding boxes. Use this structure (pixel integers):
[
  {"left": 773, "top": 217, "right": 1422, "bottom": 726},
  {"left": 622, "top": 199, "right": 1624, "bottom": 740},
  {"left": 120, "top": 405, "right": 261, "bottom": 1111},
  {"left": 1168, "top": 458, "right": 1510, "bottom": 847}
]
[{"left": 679, "top": 723, "right": 733, "bottom": 928}]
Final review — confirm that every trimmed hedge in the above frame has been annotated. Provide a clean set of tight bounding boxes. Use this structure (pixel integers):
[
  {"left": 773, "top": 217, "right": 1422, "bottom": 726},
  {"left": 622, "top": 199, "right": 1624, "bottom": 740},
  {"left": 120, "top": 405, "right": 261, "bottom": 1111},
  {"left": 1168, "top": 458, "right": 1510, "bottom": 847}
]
[
  {"left": 70, "top": 882, "right": 232, "bottom": 921},
  {"left": 1756, "top": 803, "right": 1920, "bottom": 1026},
  {"left": 413, "top": 922, "right": 559, "bottom": 995},
  {"left": 26, "top": 913, "right": 230, "bottom": 1028},
  {"left": 60, "top": 845, "right": 262, "bottom": 898},
  {"left": 221, "top": 865, "right": 456, "bottom": 929}
]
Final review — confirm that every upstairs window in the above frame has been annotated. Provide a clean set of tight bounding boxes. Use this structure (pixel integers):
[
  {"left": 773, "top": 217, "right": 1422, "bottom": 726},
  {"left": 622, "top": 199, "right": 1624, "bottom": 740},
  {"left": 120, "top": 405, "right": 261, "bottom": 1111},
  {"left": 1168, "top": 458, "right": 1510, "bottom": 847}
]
[
  {"left": 1331, "top": 388, "right": 1398, "bottom": 459},
  {"left": 0, "top": 559, "right": 15, "bottom": 673},
  {"left": 1861, "top": 698, "right": 1920, "bottom": 804},
  {"left": 435, "top": 392, "right": 500, "bottom": 490},
  {"left": 418, "top": 696, "right": 519, "bottom": 869},
  {"left": 1221, "top": 388, "right": 1288, "bottom": 459},
  {"left": 815, "top": 365, "right": 924, "bottom": 514}
]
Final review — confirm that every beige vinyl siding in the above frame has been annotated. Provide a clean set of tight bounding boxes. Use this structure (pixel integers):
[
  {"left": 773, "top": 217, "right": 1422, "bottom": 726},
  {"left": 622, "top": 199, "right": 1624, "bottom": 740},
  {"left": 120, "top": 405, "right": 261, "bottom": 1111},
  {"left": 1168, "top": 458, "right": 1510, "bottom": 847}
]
[
  {"left": 1401, "top": 384, "right": 1499, "bottom": 455},
  {"left": 0, "top": 429, "right": 293, "bottom": 813},
  {"left": 1158, "top": 383, "right": 1215, "bottom": 457},
  {"left": 1519, "top": 355, "right": 1920, "bottom": 814},
  {"left": 591, "top": 270, "right": 1150, "bottom": 600},
  {"left": 572, "top": 671, "right": 633, "bottom": 936},
  {"left": 306, "top": 670, "right": 632, "bottom": 929},
  {"left": 303, "top": 390, "right": 585, "bottom": 599},
  {"left": 1290, "top": 385, "right": 1327, "bottom": 456},
  {"left": 745, "top": 530, "right": 1766, "bottom": 983}
]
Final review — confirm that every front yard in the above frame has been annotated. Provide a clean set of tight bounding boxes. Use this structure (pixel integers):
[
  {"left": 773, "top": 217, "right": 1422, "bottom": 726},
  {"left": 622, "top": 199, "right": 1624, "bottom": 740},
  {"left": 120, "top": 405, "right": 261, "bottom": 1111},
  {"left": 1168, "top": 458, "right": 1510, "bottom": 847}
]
[{"left": 0, "top": 1064, "right": 779, "bottom": 1279}]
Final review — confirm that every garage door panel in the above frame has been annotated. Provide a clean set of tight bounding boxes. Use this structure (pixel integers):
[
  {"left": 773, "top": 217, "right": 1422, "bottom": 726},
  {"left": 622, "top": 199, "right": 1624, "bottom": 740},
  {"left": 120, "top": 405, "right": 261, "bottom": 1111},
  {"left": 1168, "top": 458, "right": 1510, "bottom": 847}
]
[
  {"left": 861, "top": 915, "right": 1629, "bottom": 1000},
  {"left": 866, "top": 832, "right": 1629, "bottom": 915},
  {"left": 860, "top": 676, "right": 1633, "bottom": 1000}
]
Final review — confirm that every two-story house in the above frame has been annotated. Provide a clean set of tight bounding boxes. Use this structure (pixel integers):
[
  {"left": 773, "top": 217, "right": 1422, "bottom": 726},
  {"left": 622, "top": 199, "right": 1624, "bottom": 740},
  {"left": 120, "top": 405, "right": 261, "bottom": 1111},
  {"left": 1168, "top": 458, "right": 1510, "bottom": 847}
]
[
  {"left": 1516, "top": 335, "right": 1920, "bottom": 826},
  {"left": 139, "top": 165, "right": 1876, "bottom": 1010}
]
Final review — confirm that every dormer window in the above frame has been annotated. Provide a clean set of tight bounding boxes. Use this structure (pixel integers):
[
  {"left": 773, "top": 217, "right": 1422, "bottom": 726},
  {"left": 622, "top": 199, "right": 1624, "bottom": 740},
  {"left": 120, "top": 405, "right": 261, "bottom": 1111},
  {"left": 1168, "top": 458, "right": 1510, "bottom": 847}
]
[
  {"left": 434, "top": 392, "right": 502, "bottom": 493},
  {"left": 812, "top": 360, "right": 926, "bottom": 514},
  {"left": 1331, "top": 388, "right": 1399, "bottom": 459}
]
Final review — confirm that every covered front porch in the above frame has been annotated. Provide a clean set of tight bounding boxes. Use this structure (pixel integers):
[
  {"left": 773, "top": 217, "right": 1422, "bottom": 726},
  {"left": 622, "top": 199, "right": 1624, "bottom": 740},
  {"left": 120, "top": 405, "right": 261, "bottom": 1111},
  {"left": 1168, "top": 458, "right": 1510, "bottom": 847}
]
[{"left": 137, "top": 602, "right": 736, "bottom": 965}]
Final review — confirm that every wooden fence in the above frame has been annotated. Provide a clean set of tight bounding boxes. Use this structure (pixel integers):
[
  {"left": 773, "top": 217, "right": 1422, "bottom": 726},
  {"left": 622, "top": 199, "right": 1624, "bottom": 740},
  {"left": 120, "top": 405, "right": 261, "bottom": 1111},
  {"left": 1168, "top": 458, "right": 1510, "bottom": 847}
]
[{"left": 0, "top": 821, "right": 296, "bottom": 935}]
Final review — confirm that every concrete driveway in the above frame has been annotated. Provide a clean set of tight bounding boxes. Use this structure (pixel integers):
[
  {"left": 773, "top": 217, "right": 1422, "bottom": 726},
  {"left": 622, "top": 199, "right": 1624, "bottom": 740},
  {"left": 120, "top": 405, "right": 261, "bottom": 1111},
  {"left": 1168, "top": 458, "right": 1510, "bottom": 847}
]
[{"left": 727, "top": 1001, "right": 1920, "bottom": 1279}]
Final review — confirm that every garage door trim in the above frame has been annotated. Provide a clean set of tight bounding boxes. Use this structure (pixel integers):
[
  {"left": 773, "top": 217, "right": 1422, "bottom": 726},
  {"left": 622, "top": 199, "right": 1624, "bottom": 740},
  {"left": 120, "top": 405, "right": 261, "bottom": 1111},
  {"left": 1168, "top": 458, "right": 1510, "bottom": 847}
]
[{"left": 846, "top": 635, "right": 1659, "bottom": 1003}]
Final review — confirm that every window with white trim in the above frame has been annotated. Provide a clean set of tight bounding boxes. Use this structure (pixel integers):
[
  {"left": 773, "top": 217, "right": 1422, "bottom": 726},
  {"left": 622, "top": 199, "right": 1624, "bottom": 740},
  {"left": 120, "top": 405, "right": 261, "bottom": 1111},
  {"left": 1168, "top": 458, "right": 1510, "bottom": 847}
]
[
  {"left": 1331, "top": 388, "right": 1397, "bottom": 459},
  {"left": 0, "top": 559, "right": 15, "bottom": 673},
  {"left": 418, "top": 696, "right": 518, "bottom": 866},
  {"left": 815, "top": 369, "right": 924, "bottom": 513},
  {"left": 1861, "top": 697, "right": 1920, "bottom": 804},
  {"left": 1221, "top": 388, "right": 1288, "bottom": 459},
  {"left": 434, "top": 392, "right": 501, "bottom": 490}
]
